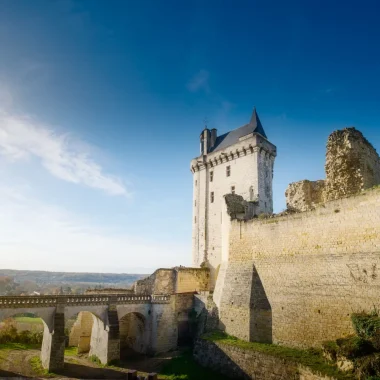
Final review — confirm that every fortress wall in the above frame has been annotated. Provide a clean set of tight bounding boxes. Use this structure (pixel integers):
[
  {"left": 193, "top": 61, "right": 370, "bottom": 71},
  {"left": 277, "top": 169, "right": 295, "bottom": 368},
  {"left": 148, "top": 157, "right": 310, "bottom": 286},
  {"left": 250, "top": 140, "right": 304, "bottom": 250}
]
[{"left": 219, "top": 187, "right": 380, "bottom": 348}]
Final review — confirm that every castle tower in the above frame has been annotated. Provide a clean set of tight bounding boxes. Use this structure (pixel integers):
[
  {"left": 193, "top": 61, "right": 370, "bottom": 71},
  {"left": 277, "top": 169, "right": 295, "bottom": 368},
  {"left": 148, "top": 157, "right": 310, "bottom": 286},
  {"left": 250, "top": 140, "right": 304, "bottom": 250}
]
[{"left": 190, "top": 108, "right": 277, "bottom": 288}]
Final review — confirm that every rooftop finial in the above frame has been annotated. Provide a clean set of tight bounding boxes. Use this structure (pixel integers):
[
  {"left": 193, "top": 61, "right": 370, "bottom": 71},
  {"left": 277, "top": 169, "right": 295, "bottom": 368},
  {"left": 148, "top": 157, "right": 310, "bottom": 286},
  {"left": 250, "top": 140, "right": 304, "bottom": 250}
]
[{"left": 203, "top": 116, "right": 208, "bottom": 129}]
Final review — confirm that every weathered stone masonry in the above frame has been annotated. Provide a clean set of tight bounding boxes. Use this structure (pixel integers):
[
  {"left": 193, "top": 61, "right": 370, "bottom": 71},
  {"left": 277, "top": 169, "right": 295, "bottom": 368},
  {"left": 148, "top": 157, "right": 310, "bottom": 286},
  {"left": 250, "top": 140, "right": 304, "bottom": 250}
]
[
  {"left": 286, "top": 128, "right": 380, "bottom": 212},
  {"left": 194, "top": 339, "right": 340, "bottom": 380},
  {"left": 216, "top": 187, "right": 380, "bottom": 348}
]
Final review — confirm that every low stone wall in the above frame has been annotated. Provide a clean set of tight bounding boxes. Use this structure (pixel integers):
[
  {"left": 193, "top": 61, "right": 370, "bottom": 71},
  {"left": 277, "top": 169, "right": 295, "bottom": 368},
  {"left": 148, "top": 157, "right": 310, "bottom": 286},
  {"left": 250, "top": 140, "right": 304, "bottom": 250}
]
[{"left": 193, "top": 339, "right": 343, "bottom": 380}]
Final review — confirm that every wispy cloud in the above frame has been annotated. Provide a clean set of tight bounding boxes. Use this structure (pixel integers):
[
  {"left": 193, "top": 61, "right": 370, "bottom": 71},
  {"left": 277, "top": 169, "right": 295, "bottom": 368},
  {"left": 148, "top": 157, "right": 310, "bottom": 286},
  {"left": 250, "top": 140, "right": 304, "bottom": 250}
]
[
  {"left": 187, "top": 69, "right": 210, "bottom": 93},
  {"left": 0, "top": 184, "right": 187, "bottom": 273},
  {"left": 0, "top": 110, "right": 128, "bottom": 196}
]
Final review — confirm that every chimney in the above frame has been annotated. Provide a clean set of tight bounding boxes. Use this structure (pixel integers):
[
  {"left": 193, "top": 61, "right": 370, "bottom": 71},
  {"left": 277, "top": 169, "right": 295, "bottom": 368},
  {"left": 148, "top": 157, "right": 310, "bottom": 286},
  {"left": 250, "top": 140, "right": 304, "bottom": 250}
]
[{"left": 210, "top": 128, "right": 217, "bottom": 148}]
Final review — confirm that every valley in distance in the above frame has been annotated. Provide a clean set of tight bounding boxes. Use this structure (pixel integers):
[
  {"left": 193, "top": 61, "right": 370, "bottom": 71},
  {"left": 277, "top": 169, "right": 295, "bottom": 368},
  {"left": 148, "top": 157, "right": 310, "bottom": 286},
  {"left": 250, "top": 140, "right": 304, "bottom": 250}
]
[{"left": 0, "top": 269, "right": 147, "bottom": 296}]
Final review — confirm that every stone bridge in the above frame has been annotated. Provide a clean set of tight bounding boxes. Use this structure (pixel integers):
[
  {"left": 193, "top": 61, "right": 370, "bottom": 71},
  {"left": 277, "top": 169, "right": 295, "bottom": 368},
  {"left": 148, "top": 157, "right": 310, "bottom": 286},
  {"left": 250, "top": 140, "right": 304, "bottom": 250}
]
[{"left": 0, "top": 294, "right": 177, "bottom": 371}]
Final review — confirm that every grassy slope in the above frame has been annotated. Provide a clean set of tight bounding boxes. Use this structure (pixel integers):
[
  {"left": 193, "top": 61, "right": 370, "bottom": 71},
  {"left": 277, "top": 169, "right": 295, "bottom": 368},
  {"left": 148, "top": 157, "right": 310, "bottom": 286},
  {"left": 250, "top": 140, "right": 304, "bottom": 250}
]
[
  {"left": 14, "top": 317, "right": 43, "bottom": 324},
  {"left": 202, "top": 332, "right": 355, "bottom": 380}
]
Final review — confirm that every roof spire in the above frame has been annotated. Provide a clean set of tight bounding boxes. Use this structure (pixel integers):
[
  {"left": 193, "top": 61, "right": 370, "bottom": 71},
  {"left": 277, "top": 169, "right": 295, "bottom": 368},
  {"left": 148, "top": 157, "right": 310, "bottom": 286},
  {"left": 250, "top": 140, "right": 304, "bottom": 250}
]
[{"left": 249, "top": 107, "right": 267, "bottom": 138}]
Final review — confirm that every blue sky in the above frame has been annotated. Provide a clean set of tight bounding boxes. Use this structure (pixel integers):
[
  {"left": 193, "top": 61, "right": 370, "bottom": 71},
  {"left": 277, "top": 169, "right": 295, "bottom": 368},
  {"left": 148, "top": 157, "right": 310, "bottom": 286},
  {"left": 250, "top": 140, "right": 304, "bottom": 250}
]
[{"left": 0, "top": 0, "right": 379, "bottom": 273}]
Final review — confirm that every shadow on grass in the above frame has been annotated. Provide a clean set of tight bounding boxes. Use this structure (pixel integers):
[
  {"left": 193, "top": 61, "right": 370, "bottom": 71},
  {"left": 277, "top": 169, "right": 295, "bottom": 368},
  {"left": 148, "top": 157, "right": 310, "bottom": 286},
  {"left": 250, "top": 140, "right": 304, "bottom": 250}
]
[
  {"left": 56, "top": 362, "right": 127, "bottom": 379},
  {"left": 159, "top": 350, "right": 230, "bottom": 380},
  {"left": 0, "top": 368, "right": 32, "bottom": 378}
]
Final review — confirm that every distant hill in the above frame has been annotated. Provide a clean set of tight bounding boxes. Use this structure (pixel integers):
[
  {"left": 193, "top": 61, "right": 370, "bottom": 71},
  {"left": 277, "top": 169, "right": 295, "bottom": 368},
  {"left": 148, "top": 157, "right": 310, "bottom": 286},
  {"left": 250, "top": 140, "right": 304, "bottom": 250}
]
[{"left": 0, "top": 269, "right": 148, "bottom": 296}]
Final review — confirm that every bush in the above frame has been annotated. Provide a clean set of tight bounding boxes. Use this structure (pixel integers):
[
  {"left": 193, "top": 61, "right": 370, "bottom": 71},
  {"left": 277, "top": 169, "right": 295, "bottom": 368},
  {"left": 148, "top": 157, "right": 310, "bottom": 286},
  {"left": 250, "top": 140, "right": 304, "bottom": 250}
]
[
  {"left": 351, "top": 312, "right": 380, "bottom": 340},
  {"left": 322, "top": 340, "right": 339, "bottom": 361},
  {"left": 336, "top": 336, "right": 374, "bottom": 359},
  {"left": 0, "top": 319, "right": 42, "bottom": 345},
  {"left": 372, "top": 330, "right": 380, "bottom": 351},
  {"left": 355, "top": 353, "right": 380, "bottom": 379}
]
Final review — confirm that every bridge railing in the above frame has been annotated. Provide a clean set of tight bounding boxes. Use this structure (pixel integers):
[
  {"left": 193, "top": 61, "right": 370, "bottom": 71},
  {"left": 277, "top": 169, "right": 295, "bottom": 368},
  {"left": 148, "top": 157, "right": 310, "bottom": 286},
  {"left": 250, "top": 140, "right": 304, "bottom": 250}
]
[
  {"left": 0, "top": 293, "right": 171, "bottom": 308},
  {"left": 0, "top": 296, "right": 58, "bottom": 308}
]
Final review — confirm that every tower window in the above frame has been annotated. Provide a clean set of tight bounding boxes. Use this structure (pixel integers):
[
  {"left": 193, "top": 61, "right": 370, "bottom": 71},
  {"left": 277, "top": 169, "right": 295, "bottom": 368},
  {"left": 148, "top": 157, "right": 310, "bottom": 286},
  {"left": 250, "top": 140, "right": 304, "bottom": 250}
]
[
  {"left": 194, "top": 200, "right": 196, "bottom": 207},
  {"left": 231, "top": 186, "right": 235, "bottom": 194},
  {"left": 195, "top": 180, "right": 197, "bottom": 186},
  {"left": 226, "top": 166, "right": 231, "bottom": 177},
  {"left": 210, "top": 171, "right": 213, "bottom": 182},
  {"left": 210, "top": 192, "right": 214, "bottom": 203},
  {"left": 194, "top": 216, "right": 197, "bottom": 223}
]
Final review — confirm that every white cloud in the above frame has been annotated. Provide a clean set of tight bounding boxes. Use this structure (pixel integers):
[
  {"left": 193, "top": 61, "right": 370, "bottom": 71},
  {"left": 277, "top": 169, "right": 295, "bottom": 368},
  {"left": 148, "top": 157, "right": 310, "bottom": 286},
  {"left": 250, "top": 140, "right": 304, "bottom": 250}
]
[
  {"left": 0, "top": 184, "right": 188, "bottom": 273},
  {"left": 187, "top": 69, "right": 210, "bottom": 93},
  {"left": 0, "top": 110, "right": 128, "bottom": 196}
]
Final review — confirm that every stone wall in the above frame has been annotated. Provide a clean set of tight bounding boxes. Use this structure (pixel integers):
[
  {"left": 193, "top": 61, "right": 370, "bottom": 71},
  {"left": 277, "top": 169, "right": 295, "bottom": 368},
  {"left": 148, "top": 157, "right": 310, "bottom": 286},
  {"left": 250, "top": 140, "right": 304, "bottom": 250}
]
[
  {"left": 217, "top": 187, "right": 380, "bottom": 348},
  {"left": 134, "top": 269, "right": 176, "bottom": 295},
  {"left": 134, "top": 267, "right": 209, "bottom": 295},
  {"left": 285, "top": 180, "right": 325, "bottom": 212},
  {"left": 69, "top": 311, "right": 94, "bottom": 352},
  {"left": 286, "top": 128, "right": 380, "bottom": 212},
  {"left": 176, "top": 267, "right": 210, "bottom": 293},
  {"left": 324, "top": 128, "right": 380, "bottom": 201},
  {"left": 193, "top": 339, "right": 339, "bottom": 380},
  {"left": 85, "top": 288, "right": 134, "bottom": 295}
]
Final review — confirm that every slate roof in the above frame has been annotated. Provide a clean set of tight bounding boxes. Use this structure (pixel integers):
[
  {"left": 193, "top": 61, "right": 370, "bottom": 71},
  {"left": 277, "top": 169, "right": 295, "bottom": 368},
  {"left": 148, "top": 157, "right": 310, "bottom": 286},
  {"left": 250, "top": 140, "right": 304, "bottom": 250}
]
[{"left": 209, "top": 108, "right": 267, "bottom": 153}]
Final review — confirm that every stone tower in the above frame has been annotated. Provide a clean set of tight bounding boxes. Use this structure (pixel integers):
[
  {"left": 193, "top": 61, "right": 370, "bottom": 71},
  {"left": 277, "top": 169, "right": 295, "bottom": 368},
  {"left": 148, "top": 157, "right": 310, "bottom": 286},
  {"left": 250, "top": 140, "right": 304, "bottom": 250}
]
[{"left": 190, "top": 108, "right": 277, "bottom": 288}]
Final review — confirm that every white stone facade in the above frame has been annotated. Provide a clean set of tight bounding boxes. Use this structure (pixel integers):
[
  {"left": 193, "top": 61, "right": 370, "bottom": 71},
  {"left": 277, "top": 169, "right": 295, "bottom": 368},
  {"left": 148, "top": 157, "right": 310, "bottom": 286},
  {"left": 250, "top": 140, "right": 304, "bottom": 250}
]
[{"left": 190, "top": 110, "right": 276, "bottom": 288}]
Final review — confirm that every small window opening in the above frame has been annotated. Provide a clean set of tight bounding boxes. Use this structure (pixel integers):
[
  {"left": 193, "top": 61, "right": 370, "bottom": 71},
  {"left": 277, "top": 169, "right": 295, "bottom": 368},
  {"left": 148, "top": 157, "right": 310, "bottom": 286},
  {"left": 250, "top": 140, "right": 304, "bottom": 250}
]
[
  {"left": 210, "top": 171, "right": 213, "bottom": 182},
  {"left": 210, "top": 192, "right": 214, "bottom": 203},
  {"left": 194, "top": 200, "right": 196, "bottom": 207},
  {"left": 226, "top": 166, "right": 231, "bottom": 177},
  {"left": 194, "top": 216, "right": 197, "bottom": 223},
  {"left": 195, "top": 180, "right": 197, "bottom": 186},
  {"left": 231, "top": 186, "right": 235, "bottom": 194}
]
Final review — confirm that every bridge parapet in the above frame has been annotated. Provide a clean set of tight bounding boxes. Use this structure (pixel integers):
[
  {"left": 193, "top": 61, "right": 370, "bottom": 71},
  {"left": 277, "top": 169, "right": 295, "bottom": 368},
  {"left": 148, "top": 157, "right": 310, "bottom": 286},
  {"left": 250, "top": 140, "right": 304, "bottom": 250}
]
[
  {"left": 0, "top": 294, "right": 171, "bottom": 308},
  {"left": 0, "top": 296, "right": 58, "bottom": 308},
  {"left": 152, "top": 295, "right": 171, "bottom": 303}
]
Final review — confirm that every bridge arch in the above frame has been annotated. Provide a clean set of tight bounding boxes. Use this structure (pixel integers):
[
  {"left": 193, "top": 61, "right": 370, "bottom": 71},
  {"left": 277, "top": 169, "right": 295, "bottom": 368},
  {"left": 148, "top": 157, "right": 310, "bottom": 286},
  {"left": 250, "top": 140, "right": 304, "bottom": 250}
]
[
  {"left": 119, "top": 312, "right": 148, "bottom": 355},
  {"left": 0, "top": 307, "right": 54, "bottom": 332}
]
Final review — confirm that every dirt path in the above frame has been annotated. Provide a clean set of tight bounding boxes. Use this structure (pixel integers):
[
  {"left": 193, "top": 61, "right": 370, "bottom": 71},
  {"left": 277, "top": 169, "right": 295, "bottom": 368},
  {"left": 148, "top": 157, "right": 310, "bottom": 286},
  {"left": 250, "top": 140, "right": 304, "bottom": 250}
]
[
  {"left": 0, "top": 348, "right": 177, "bottom": 379},
  {"left": 0, "top": 348, "right": 41, "bottom": 378}
]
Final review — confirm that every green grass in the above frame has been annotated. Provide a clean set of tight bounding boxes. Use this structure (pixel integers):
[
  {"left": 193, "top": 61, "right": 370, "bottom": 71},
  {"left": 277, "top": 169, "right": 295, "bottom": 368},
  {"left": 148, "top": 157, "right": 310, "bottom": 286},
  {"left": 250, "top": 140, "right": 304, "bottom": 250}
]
[
  {"left": 29, "top": 356, "right": 55, "bottom": 378},
  {"left": 159, "top": 350, "right": 229, "bottom": 380},
  {"left": 14, "top": 317, "right": 43, "bottom": 324},
  {"left": 0, "top": 342, "right": 38, "bottom": 351},
  {"left": 64, "top": 346, "right": 78, "bottom": 357},
  {"left": 202, "top": 331, "right": 355, "bottom": 380}
]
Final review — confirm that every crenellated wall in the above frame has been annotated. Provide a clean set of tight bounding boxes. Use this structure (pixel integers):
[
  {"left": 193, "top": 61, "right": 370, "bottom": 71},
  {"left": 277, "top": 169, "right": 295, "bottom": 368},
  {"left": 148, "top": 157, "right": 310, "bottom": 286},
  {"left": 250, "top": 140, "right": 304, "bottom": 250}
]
[{"left": 216, "top": 186, "right": 380, "bottom": 348}]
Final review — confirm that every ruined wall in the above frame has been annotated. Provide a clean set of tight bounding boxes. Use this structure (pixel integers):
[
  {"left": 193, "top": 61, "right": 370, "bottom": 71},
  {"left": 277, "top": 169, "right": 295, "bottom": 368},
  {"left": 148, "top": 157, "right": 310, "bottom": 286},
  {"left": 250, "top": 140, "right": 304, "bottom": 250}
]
[
  {"left": 218, "top": 187, "right": 380, "bottom": 348},
  {"left": 324, "top": 128, "right": 380, "bottom": 201},
  {"left": 285, "top": 180, "right": 325, "bottom": 212},
  {"left": 286, "top": 128, "right": 380, "bottom": 212},
  {"left": 134, "top": 267, "right": 210, "bottom": 295},
  {"left": 134, "top": 269, "right": 176, "bottom": 295},
  {"left": 69, "top": 311, "right": 94, "bottom": 352}
]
